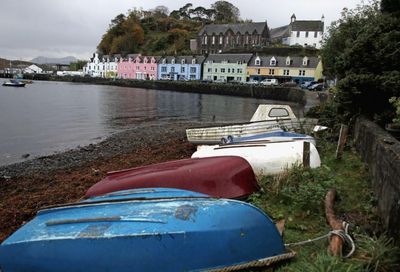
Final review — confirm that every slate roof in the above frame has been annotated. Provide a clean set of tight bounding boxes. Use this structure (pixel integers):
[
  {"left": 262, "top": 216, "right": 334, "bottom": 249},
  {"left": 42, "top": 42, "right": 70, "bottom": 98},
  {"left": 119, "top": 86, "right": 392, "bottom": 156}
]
[
  {"left": 158, "top": 56, "right": 206, "bottom": 64},
  {"left": 291, "top": 20, "right": 324, "bottom": 32},
  {"left": 248, "top": 55, "right": 320, "bottom": 68},
  {"left": 204, "top": 54, "right": 253, "bottom": 64},
  {"left": 198, "top": 22, "right": 268, "bottom": 35},
  {"left": 270, "top": 25, "right": 290, "bottom": 39}
]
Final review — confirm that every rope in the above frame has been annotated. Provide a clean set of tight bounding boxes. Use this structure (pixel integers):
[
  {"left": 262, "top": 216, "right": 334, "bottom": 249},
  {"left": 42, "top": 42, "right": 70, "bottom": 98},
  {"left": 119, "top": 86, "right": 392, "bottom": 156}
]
[
  {"left": 208, "top": 251, "right": 296, "bottom": 272},
  {"left": 284, "top": 221, "right": 355, "bottom": 258}
]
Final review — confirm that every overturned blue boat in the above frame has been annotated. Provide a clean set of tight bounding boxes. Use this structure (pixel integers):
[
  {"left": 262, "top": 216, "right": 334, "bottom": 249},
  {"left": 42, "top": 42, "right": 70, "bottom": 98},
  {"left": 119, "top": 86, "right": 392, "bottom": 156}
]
[{"left": 0, "top": 188, "right": 292, "bottom": 272}]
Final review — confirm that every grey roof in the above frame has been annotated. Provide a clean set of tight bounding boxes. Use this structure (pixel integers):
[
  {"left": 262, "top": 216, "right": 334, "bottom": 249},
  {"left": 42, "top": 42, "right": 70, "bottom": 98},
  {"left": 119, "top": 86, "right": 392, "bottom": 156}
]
[
  {"left": 158, "top": 55, "right": 206, "bottom": 64},
  {"left": 291, "top": 20, "right": 324, "bottom": 32},
  {"left": 270, "top": 25, "right": 290, "bottom": 39},
  {"left": 204, "top": 54, "right": 253, "bottom": 64},
  {"left": 199, "top": 22, "right": 268, "bottom": 36},
  {"left": 248, "top": 55, "right": 320, "bottom": 68}
]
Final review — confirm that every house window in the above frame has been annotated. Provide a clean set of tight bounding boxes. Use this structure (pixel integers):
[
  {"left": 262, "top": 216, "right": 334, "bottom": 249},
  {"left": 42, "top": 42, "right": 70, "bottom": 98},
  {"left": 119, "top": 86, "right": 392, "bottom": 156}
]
[
  {"left": 228, "top": 68, "right": 231, "bottom": 73},
  {"left": 284, "top": 70, "right": 290, "bottom": 76},
  {"left": 269, "top": 69, "right": 275, "bottom": 75},
  {"left": 171, "top": 67, "right": 175, "bottom": 72},
  {"left": 225, "top": 36, "right": 229, "bottom": 45},
  {"left": 219, "top": 36, "right": 223, "bottom": 44},
  {"left": 181, "top": 67, "right": 185, "bottom": 73},
  {"left": 257, "top": 69, "right": 260, "bottom": 75},
  {"left": 190, "top": 67, "right": 196, "bottom": 73},
  {"left": 162, "top": 59, "right": 166, "bottom": 64},
  {"left": 181, "top": 59, "right": 185, "bottom": 65},
  {"left": 190, "top": 74, "right": 196, "bottom": 79},
  {"left": 270, "top": 59, "right": 276, "bottom": 66},
  {"left": 215, "top": 68, "right": 218, "bottom": 72},
  {"left": 203, "top": 35, "right": 207, "bottom": 45},
  {"left": 237, "top": 69, "right": 243, "bottom": 73},
  {"left": 192, "top": 59, "right": 196, "bottom": 64},
  {"left": 221, "top": 68, "right": 226, "bottom": 73},
  {"left": 314, "top": 31, "right": 318, "bottom": 38},
  {"left": 255, "top": 59, "right": 260, "bottom": 65},
  {"left": 171, "top": 59, "right": 175, "bottom": 64},
  {"left": 212, "top": 36, "right": 215, "bottom": 45},
  {"left": 236, "top": 77, "right": 241, "bottom": 81},
  {"left": 299, "top": 70, "right": 305, "bottom": 76},
  {"left": 305, "top": 31, "right": 309, "bottom": 38},
  {"left": 296, "top": 31, "right": 300, "bottom": 37},
  {"left": 232, "top": 69, "right": 235, "bottom": 73},
  {"left": 151, "top": 67, "right": 155, "bottom": 71},
  {"left": 236, "top": 35, "right": 240, "bottom": 44},
  {"left": 208, "top": 68, "right": 212, "bottom": 72}
]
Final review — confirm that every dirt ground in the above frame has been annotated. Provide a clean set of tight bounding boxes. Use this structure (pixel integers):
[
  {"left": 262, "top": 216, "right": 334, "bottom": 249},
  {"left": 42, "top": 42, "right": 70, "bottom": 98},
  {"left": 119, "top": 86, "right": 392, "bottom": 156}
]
[{"left": 0, "top": 123, "right": 198, "bottom": 242}]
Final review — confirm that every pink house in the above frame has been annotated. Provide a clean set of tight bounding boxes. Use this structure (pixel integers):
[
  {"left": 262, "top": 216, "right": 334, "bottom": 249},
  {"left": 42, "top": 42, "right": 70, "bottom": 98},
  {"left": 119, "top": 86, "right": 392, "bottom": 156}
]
[{"left": 117, "top": 54, "right": 159, "bottom": 80}]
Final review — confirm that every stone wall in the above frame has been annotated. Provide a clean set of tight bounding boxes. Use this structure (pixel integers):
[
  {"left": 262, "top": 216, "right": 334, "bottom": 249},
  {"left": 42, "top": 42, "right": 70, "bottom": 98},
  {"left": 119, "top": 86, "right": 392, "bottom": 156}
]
[{"left": 354, "top": 117, "right": 400, "bottom": 242}]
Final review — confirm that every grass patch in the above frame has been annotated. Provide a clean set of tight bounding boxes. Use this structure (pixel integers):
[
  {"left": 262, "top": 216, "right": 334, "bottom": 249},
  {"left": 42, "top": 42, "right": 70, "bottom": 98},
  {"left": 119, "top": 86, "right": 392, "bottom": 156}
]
[{"left": 247, "top": 138, "right": 399, "bottom": 271}]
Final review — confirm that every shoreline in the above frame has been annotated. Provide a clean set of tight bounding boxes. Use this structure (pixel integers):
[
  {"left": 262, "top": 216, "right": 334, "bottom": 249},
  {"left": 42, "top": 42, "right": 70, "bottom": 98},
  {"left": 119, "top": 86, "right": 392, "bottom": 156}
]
[{"left": 0, "top": 121, "right": 205, "bottom": 242}]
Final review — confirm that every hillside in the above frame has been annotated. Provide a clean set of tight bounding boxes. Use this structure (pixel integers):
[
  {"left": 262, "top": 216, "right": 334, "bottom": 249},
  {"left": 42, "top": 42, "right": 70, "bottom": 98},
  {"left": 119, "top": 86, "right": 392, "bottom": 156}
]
[
  {"left": 0, "top": 58, "right": 32, "bottom": 70},
  {"left": 30, "top": 56, "right": 77, "bottom": 65},
  {"left": 97, "top": 1, "right": 242, "bottom": 56}
]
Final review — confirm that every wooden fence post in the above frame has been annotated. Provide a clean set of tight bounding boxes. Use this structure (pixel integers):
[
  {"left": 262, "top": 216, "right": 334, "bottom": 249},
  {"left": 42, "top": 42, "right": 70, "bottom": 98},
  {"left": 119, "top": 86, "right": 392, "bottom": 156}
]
[
  {"left": 303, "top": 141, "right": 310, "bottom": 168},
  {"left": 336, "top": 124, "right": 348, "bottom": 159}
]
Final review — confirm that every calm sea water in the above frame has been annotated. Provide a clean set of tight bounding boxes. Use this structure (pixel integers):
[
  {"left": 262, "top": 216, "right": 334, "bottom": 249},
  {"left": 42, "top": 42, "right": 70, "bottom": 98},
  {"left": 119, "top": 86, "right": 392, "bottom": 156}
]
[{"left": 0, "top": 80, "right": 303, "bottom": 166}]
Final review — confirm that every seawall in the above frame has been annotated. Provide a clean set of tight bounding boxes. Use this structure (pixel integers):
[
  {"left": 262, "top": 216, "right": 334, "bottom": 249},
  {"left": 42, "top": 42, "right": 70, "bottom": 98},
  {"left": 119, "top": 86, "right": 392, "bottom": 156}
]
[
  {"left": 354, "top": 117, "right": 400, "bottom": 243},
  {"left": 1, "top": 73, "right": 306, "bottom": 104}
]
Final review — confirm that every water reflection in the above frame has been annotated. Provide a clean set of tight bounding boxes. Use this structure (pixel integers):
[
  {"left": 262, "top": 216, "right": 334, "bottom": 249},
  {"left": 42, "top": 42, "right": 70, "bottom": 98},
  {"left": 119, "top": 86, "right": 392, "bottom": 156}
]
[{"left": 0, "top": 80, "right": 304, "bottom": 166}]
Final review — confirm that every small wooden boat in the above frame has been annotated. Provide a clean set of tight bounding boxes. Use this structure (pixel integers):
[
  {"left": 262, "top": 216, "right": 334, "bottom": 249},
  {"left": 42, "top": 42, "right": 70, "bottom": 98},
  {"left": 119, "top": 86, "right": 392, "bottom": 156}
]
[
  {"left": 192, "top": 141, "right": 321, "bottom": 176},
  {"left": 2, "top": 79, "right": 25, "bottom": 87},
  {"left": 0, "top": 188, "right": 292, "bottom": 272},
  {"left": 222, "top": 130, "right": 316, "bottom": 146},
  {"left": 85, "top": 156, "right": 259, "bottom": 199},
  {"left": 186, "top": 104, "right": 318, "bottom": 144}
]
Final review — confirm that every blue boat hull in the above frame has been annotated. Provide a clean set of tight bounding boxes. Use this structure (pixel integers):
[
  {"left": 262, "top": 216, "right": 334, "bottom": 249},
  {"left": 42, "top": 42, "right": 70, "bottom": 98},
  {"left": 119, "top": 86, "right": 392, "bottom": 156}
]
[{"left": 0, "top": 189, "right": 285, "bottom": 272}]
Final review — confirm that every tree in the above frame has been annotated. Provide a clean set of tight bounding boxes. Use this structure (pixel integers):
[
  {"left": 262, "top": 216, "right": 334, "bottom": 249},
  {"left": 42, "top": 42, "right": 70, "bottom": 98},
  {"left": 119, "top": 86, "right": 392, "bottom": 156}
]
[
  {"left": 211, "top": 1, "right": 240, "bottom": 23},
  {"left": 321, "top": 0, "right": 400, "bottom": 124}
]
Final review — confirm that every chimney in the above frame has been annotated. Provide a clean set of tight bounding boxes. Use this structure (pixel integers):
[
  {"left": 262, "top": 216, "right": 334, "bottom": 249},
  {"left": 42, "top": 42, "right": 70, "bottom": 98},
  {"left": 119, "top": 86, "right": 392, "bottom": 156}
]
[{"left": 321, "top": 14, "right": 325, "bottom": 22}]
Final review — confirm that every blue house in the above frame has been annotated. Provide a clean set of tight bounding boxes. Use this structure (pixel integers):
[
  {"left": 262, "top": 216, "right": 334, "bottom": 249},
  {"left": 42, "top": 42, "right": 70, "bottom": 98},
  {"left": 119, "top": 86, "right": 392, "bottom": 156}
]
[{"left": 158, "top": 56, "right": 205, "bottom": 80}]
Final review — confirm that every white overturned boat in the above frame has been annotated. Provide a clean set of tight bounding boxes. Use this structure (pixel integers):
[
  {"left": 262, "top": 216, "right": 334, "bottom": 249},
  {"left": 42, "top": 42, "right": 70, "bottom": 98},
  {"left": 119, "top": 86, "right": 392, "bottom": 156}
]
[
  {"left": 186, "top": 105, "right": 318, "bottom": 144},
  {"left": 192, "top": 141, "right": 321, "bottom": 177}
]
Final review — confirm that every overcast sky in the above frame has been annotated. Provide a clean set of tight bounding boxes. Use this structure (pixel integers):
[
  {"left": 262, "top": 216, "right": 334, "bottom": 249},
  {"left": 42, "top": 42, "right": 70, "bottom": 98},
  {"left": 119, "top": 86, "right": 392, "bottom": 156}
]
[{"left": 0, "top": 0, "right": 365, "bottom": 61}]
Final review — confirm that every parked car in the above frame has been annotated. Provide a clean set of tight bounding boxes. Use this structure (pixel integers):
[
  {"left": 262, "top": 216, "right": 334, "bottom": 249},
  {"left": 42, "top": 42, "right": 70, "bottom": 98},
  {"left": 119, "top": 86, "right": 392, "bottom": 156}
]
[
  {"left": 246, "top": 79, "right": 259, "bottom": 85},
  {"left": 300, "top": 81, "right": 317, "bottom": 89},
  {"left": 260, "top": 78, "right": 278, "bottom": 86},
  {"left": 307, "top": 83, "right": 325, "bottom": 91},
  {"left": 214, "top": 78, "right": 226, "bottom": 83}
]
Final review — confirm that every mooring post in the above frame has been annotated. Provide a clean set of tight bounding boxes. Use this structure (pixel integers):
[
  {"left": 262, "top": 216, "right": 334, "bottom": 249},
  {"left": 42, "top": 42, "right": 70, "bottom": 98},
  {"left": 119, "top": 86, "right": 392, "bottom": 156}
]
[
  {"left": 336, "top": 124, "right": 349, "bottom": 159},
  {"left": 303, "top": 141, "right": 310, "bottom": 168}
]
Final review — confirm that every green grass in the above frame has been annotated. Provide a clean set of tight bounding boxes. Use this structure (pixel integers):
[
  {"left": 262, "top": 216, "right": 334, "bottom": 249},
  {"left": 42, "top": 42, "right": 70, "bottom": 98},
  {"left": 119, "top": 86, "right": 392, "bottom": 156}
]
[{"left": 246, "top": 138, "right": 399, "bottom": 271}]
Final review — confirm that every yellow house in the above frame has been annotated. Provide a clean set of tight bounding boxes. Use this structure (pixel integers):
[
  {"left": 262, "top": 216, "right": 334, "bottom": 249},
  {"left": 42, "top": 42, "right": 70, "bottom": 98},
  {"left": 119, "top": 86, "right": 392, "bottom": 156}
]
[{"left": 247, "top": 55, "right": 322, "bottom": 83}]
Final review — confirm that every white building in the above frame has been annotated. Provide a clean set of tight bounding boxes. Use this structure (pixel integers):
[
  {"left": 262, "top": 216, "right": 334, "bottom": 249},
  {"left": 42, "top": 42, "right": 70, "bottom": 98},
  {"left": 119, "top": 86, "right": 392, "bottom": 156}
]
[
  {"left": 270, "top": 14, "right": 324, "bottom": 49},
  {"left": 84, "top": 53, "right": 119, "bottom": 78},
  {"left": 23, "top": 64, "right": 43, "bottom": 74}
]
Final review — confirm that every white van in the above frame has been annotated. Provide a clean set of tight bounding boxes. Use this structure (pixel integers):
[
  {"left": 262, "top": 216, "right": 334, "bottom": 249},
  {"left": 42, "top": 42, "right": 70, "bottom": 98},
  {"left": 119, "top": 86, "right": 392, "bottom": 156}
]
[{"left": 260, "top": 78, "right": 278, "bottom": 86}]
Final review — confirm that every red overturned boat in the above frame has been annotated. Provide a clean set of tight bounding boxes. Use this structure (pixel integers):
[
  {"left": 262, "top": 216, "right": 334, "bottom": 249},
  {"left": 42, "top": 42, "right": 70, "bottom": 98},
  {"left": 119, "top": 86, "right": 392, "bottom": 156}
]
[{"left": 85, "top": 156, "right": 259, "bottom": 199}]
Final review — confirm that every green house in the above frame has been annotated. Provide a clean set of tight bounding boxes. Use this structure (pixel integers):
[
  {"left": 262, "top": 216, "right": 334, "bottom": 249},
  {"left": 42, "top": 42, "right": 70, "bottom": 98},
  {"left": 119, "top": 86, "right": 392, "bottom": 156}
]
[{"left": 202, "top": 54, "right": 253, "bottom": 83}]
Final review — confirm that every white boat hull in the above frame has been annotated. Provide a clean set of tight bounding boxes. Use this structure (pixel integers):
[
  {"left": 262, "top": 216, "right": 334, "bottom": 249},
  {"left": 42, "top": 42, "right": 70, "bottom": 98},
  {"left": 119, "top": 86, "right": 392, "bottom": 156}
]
[{"left": 192, "top": 141, "right": 321, "bottom": 177}]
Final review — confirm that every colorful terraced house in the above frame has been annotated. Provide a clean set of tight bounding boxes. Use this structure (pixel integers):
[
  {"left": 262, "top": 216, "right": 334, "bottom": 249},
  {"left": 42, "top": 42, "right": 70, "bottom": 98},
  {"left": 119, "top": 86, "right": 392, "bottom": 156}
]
[
  {"left": 247, "top": 55, "right": 322, "bottom": 83},
  {"left": 117, "top": 54, "right": 160, "bottom": 80},
  {"left": 202, "top": 54, "right": 253, "bottom": 83},
  {"left": 157, "top": 56, "right": 205, "bottom": 80}
]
